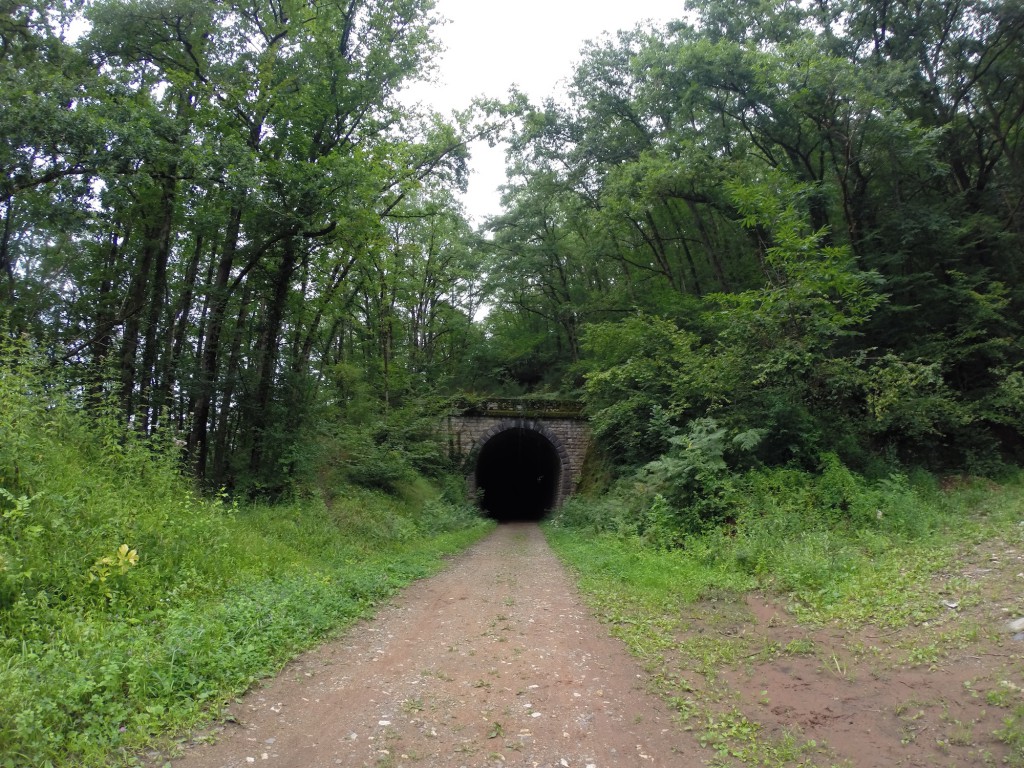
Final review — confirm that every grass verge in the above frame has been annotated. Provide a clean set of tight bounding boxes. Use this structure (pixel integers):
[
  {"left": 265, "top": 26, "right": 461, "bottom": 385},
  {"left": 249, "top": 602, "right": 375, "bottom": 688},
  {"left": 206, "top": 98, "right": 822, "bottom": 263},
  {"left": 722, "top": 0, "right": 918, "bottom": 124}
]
[
  {"left": 0, "top": 349, "right": 492, "bottom": 767},
  {"left": 546, "top": 474, "right": 1024, "bottom": 766}
]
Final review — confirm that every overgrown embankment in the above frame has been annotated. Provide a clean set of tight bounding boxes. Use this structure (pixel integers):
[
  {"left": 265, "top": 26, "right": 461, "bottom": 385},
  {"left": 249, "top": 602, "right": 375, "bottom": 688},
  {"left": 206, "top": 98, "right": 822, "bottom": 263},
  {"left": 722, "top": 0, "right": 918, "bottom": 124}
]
[
  {"left": 0, "top": 352, "right": 491, "bottom": 768},
  {"left": 546, "top": 471, "right": 1024, "bottom": 766}
]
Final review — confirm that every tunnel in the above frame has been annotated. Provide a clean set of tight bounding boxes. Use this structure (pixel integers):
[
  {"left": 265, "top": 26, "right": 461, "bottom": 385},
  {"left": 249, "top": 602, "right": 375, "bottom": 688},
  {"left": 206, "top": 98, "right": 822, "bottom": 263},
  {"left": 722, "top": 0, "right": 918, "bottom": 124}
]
[{"left": 473, "top": 427, "right": 563, "bottom": 522}]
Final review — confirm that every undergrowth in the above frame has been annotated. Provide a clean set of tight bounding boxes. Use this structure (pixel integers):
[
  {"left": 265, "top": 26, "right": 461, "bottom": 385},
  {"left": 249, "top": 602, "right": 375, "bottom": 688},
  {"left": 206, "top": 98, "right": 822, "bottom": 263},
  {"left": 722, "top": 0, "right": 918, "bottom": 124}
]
[
  {"left": 547, "top": 464, "right": 1024, "bottom": 764},
  {"left": 550, "top": 461, "right": 1024, "bottom": 626},
  {"left": 0, "top": 344, "right": 491, "bottom": 767}
]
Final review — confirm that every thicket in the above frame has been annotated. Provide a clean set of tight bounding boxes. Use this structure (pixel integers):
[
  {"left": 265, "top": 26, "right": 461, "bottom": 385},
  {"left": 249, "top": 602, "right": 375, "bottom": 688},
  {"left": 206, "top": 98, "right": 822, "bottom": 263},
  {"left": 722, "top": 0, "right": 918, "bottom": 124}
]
[
  {"left": 0, "top": 342, "right": 489, "bottom": 767},
  {"left": 552, "top": 456, "right": 1023, "bottom": 601},
  {"left": 481, "top": 0, "right": 1024, "bottom": 491},
  {"left": 564, "top": 180, "right": 1023, "bottom": 548}
]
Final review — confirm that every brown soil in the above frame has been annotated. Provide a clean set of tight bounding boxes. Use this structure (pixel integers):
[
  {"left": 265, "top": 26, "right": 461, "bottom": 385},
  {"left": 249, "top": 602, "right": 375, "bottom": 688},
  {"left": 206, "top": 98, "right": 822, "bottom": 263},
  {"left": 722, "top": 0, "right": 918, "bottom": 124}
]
[
  {"left": 158, "top": 524, "right": 1024, "bottom": 768},
  {"left": 162, "top": 524, "right": 697, "bottom": 768},
  {"left": 646, "top": 533, "right": 1024, "bottom": 767},
  {"left": 717, "top": 596, "right": 1018, "bottom": 767}
]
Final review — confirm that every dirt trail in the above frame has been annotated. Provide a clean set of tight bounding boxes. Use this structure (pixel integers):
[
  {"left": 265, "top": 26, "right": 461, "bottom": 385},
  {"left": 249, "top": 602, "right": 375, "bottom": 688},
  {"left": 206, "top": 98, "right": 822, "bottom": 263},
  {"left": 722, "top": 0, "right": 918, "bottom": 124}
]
[{"left": 167, "top": 524, "right": 698, "bottom": 768}]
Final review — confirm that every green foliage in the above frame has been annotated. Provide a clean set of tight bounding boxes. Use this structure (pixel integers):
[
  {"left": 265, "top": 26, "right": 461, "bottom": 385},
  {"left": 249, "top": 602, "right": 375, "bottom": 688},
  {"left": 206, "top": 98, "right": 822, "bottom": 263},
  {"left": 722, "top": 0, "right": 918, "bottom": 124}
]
[
  {"left": 489, "top": 0, "right": 1024, "bottom": 476},
  {"left": 638, "top": 418, "right": 764, "bottom": 535},
  {"left": 557, "top": 418, "right": 762, "bottom": 545},
  {"left": 581, "top": 313, "right": 702, "bottom": 467},
  {"left": 865, "top": 354, "right": 970, "bottom": 440},
  {"left": 2, "top": 0, "right": 480, "bottom": 495},
  {"left": 550, "top": 469, "right": 1024, "bottom": 626},
  {"left": 576, "top": 167, "right": 1022, "bottom": 478},
  {"left": 720, "top": 174, "right": 885, "bottom": 355},
  {"left": 0, "top": 348, "right": 489, "bottom": 767},
  {"left": 578, "top": 178, "right": 895, "bottom": 474},
  {"left": 552, "top": 439, "right": 1024, "bottom": 626},
  {"left": 995, "top": 704, "right": 1024, "bottom": 765},
  {"left": 311, "top": 395, "right": 456, "bottom": 500}
]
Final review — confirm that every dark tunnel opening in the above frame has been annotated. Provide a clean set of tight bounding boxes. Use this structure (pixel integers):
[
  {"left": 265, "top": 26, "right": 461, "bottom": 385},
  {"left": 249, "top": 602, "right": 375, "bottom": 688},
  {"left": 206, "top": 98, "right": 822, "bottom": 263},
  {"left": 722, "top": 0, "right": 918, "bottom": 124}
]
[{"left": 474, "top": 428, "right": 562, "bottom": 523}]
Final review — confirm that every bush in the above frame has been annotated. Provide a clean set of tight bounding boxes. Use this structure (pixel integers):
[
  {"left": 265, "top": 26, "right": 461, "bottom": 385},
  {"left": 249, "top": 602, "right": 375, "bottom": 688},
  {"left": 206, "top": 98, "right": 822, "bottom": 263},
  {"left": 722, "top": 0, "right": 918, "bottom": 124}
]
[
  {"left": 553, "top": 440, "right": 960, "bottom": 579},
  {"left": 309, "top": 398, "right": 457, "bottom": 501},
  {"left": 547, "top": 492, "right": 629, "bottom": 534},
  {"left": 637, "top": 418, "right": 764, "bottom": 534},
  {"left": 580, "top": 314, "right": 702, "bottom": 468}
]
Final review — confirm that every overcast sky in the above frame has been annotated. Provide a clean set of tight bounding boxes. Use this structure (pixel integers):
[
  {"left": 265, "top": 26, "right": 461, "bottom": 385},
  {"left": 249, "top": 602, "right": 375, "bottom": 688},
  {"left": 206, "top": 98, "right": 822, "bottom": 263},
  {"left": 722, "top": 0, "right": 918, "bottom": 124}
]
[{"left": 401, "top": 0, "right": 687, "bottom": 224}]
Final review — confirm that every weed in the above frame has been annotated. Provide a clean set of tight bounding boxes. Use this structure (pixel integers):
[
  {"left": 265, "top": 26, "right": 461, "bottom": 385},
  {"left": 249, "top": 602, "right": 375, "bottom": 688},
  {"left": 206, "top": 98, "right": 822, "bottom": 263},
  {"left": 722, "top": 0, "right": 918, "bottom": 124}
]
[
  {"left": 784, "top": 638, "right": 816, "bottom": 656},
  {"left": 401, "top": 697, "right": 424, "bottom": 713},
  {"left": 946, "top": 719, "right": 975, "bottom": 747},
  {"left": 994, "top": 704, "right": 1024, "bottom": 765},
  {"left": 421, "top": 669, "right": 454, "bottom": 682},
  {"left": 903, "top": 642, "right": 942, "bottom": 667},
  {"left": 0, "top": 351, "right": 491, "bottom": 767},
  {"left": 667, "top": 695, "right": 697, "bottom": 721},
  {"left": 825, "top": 652, "right": 849, "bottom": 679},
  {"left": 895, "top": 700, "right": 929, "bottom": 720},
  {"left": 987, "top": 681, "right": 1022, "bottom": 708}
]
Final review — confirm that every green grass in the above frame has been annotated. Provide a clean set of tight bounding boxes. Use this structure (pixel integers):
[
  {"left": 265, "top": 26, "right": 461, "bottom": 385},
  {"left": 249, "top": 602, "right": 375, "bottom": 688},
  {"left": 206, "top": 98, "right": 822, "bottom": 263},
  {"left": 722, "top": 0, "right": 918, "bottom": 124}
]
[
  {"left": 0, "top": 349, "right": 492, "bottom": 767},
  {"left": 546, "top": 470, "right": 1024, "bottom": 766},
  {"left": 1, "top": 511, "right": 489, "bottom": 767},
  {"left": 996, "top": 704, "right": 1024, "bottom": 765},
  {"left": 551, "top": 465, "right": 1024, "bottom": 628}
]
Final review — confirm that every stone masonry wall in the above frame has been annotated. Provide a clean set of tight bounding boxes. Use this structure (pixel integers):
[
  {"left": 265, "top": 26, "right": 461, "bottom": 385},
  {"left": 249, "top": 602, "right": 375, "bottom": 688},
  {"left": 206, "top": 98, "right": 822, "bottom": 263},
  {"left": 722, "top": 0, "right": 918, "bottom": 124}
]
[{"left": 445, "top": 414, "right": 591, "bottom": 508}]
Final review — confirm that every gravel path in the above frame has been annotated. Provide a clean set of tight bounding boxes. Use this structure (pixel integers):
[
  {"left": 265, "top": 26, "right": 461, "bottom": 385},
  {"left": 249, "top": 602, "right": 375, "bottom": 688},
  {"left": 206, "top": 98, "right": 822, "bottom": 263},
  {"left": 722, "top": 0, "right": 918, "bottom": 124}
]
[{"left": 167, "top": 524, "right": 699, "bottom": 768}]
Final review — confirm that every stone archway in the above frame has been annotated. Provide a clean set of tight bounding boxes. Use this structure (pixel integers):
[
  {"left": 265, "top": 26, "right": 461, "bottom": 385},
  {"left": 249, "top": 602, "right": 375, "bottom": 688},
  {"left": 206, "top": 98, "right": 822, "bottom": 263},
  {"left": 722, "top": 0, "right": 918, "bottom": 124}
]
[{"left": 467, "top": 419, "right": 575, "bottom": 522}]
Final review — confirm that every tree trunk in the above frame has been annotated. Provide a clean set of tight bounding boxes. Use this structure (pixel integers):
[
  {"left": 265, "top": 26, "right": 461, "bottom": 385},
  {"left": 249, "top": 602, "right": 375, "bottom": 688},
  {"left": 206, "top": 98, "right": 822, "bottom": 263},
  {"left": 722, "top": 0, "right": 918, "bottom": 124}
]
[
  {"left": 189, "top": 205, "right": 242, "bottom": 478},
  {"left": 138, "top": 171, "right": 178, "bottom": 432},
  {"left": 87, "top": 227, "right": 124, "bottom": 407},
  {"left": 212, "top": 281, "right": 252, "bottom": 485},
  {"left": 0, "top": 195, "right": 15, "bottom": 304},
  {"left": 248, "top": 237, "right": 299, "bottom": 478}
]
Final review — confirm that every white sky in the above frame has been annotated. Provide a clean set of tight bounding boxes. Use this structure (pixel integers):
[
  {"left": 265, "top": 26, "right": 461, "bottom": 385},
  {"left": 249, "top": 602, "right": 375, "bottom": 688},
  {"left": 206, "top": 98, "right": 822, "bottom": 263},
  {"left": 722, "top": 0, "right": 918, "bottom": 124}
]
[{"left": 401, "top": 0, "right": 688, "bottom": 224}]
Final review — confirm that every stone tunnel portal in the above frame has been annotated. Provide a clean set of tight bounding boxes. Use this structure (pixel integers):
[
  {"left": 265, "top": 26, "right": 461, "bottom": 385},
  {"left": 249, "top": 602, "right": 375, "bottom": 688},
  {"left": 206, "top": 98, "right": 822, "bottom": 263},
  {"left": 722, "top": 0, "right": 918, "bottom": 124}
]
[{"left": 474, "top": 427, "right": 562, "bottom": 523}]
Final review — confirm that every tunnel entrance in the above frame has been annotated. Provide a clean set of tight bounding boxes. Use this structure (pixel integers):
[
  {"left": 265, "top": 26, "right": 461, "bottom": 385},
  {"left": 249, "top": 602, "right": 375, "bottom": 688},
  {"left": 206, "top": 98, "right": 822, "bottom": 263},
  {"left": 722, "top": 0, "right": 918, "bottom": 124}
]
[{"left": 474, "top": 427, "right": 562, "bottom": 523}]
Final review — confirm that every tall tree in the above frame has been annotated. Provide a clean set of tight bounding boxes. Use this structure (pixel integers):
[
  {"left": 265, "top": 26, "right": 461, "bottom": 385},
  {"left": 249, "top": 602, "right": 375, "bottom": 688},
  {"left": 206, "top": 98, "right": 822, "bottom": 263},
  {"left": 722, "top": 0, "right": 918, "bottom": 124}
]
[
  {"left": 489, "top": 0, "right": 1024, "bottom": 467},
  {"left": 3, "top": 0, "right": 483, "bottom": 492}
]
